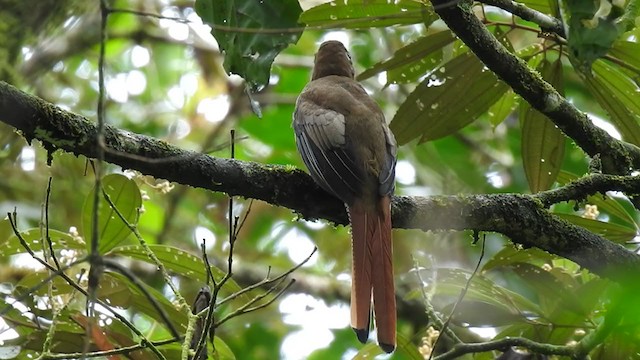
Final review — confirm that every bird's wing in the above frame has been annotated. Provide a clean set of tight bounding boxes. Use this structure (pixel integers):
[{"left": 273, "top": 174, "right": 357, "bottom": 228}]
[
  {"left": 378, "top": 123, "right": 397, "bottom": 196},
  {"left": 293, "top": 93, "right": 365, "bottom": 205}
]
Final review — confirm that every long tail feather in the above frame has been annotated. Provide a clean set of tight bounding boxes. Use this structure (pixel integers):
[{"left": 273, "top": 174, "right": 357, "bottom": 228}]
[
  {"left": 349, "top": 203, "right": 373, "bottom": 343},
  {"left": 349, "top": 197, "right": 396, "bottom": 352},
  {"left": 371, "top": 196, "right": 396, "bottom": 353}
]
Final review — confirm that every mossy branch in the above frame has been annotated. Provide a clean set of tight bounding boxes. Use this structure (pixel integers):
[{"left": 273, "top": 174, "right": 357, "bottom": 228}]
[{"left": 1, "top": 80, "right": 640, "bottom": 285}]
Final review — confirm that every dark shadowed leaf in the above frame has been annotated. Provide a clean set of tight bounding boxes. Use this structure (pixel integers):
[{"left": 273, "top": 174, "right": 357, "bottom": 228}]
[
  {"left": 583, "top": 59, "right": 640, "bottom": 146},
  {"left": 566, "top": 0, "right": 623, "bottom": 71},
  {"left": 195, "top": 0, "right": 302, "bottom": 91},
  {"left": 300, "top": 0, "right": 435, "bottom": 29},
  {"left": 521, "top": 58, "right": 565, "bottom": 192},
  {"left": 357, "top": 30, "right": 456, "bottom": 84},
  {"left": 390, "top": 52, "right": 508, "bottom": 144},
  {"left": 82, "top": 174, "right": 141, "bottom": 254}
]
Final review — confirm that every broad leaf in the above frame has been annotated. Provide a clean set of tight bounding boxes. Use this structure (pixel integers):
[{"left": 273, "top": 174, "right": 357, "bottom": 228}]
[
  {"left": 422, "top": 268, "right": 541, "bottom": 316},
  {"left": 556, "top": 213, "right": 636, "bottom": 243},
  {"left": 2, "top": 228, "right": 85, "bottom": 257},
  {"left": 521, "top": 58, "right": 565, "bottom": 192},
  {"left": 82, "top": 174, "right": 141, "bottom": 254},
  {"left": 391, "top": 52, "right": 508, "bottom": 144},
  {"left": 488, "top": 89, "right": 519, "bottom": 126},
  {"left": 195, "top": 0, "right": 303, "bottom": 91},
  {"left": 584, "top": 59, "right": 640, "bottom": 146},
  {"left": 609, "top": 40, "right": 640, "bottom": 71},
  {"left": 483, "top": 246, "right": 555, "bottom": 272},
  {"left": 300, "top": 0, "right": 435, "bottom": 29},
  {"left": 357, "top": 30, "right": 456, "bottom": 84},
  {"left": 108, "top": 244, "right": 249, "bottom": 302}
]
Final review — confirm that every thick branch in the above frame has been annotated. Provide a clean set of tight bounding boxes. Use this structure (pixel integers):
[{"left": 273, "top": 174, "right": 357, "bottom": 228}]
[
  {"left": 1, "top": 81, "right": 640, "bottom": 284},
  {"left": 432, "top": 0, "right": 640, "bottom": 175}
]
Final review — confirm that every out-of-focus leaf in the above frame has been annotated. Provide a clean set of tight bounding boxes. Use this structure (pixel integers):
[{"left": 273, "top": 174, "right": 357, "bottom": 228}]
[
  {"left": 424, "top": 268, "right": 541, "bottom": 315},
  {"left": 488, "top": 90, "right": 518, "bottom": 126},
  {"left": 300, "top": 0, "right": 435, "bottom": 29},
  {"left": 584, "top": 59, "right": 640, "bottom": 146},
  {"left": 609, "top": 40, "right": 640, "bottom": 70},
  {"left": 108, "top": 244, "right": 249, "bottom": 302},
  {"left": 509, "top": 262, "right": 581, "bottom": 315},
  {"left": 82, "top": 174, "right": 141, "bottom": 254},
  {"left": 566, "top": 0, "right": 623, "bottom": 71},
  {"left": 556, "top": 171, "right": 638, "bottom": 230},
  {"left": 352, "top": 332, "right": 421, "bottom": 359},
  {"left": 213, "top": 336, "right": 236, "bottom": 360},
  {"left": 357, "top": 30, "right": 456, "bottom": 84},
  {"left": 483, "top": 246, "right": 555, "bottom": 272},
  {"left": 520, "top": 0, "right": 552, "bottom": 14},
  {"left": 443, "top": 300, "right": 524, "bottom": 327},
  {"left": 556, "top": 213, "right": 636, "bottom": 243},
  {"left": 195, "top": 0, "right": 302, "bottom": 91},
  {"left": 102, "top": 271, "right": 188, "bottom": 332},
  {"left": 521, "top": 58, "right": 565, "bottom": 192},
  {"left": 391, "top": 52, "right": 509, "bottom": 144},
  {"left": 352, "top": 342, "right": 383, "bottom": 359},
  {"left": 2, "top": 228, "right": 85, "bottom": 257}
]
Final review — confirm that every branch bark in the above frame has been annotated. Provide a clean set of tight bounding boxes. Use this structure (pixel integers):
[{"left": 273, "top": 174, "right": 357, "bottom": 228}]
[
  {"left": 432, "top": 0, "right": 640, "bottom": 176},
  {"left": 1, "top": 80, "right": 639, "bottom": 285}
]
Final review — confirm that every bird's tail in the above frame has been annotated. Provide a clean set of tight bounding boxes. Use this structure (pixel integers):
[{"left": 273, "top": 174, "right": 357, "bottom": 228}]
[{"left": 349, "top": 196, "right": 396, "bottom": 353}]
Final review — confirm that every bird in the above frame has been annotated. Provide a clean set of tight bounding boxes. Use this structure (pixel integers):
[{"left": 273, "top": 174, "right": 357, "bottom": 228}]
[{"left": 292, "top": 40, "right": 397, "bottom": 353}]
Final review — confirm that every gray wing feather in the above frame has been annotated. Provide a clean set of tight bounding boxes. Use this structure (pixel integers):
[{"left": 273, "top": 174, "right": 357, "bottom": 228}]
[
  {"left": 293, "top": 106, "right": 364, "bottom": 205},
  {"left": 378, "top": 124, "right": 397, "bottom": 196}
]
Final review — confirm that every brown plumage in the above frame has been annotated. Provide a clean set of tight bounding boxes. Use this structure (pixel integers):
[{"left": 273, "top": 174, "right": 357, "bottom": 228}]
[{"left": 292, "top": 40, "right": 397, "bottom": 353}]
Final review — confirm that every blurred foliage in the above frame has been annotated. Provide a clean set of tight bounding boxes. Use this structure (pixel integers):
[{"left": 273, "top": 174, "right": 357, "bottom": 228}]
[{"left": 1, "top": 0, "right": 640, "bottom": 359}]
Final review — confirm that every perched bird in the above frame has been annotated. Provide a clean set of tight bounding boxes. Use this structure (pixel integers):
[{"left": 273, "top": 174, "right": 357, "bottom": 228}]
[{"left": 293, "top": 40, "right": 398, "bottom": 353}]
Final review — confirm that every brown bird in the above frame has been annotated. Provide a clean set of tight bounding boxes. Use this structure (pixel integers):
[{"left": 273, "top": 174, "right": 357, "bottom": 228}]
[{"left": 293, "top": 40, "right": 397, "bottom": 353}]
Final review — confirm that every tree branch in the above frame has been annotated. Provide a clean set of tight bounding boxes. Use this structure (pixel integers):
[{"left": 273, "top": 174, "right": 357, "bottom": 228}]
[
  {"left": 432, "top": 0, "right": 640, "bottom": 176},
  {"left": 479, "top": 0, "right": 565, "bottom": 38},
  {"left": 2, "top": 80, "right": 640, "bottom": 285}
]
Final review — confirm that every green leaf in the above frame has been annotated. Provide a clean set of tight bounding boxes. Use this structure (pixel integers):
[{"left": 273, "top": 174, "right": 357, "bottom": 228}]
[
  {"left": 396, "top": 332, "right": 425, "bottom": 359},
  {"left": 583, "top": 59, "right": 640, "bottom": 146},
  {"left": 521, "top": 58, "right": 565, "bottom": 192},
  {"left": 82, "top": 174, "right": 141, "bottom": 254},
  {"left": 390, "top": 52, "right": 509, "bottom": 144},
  {"left": 300, "top": 0, "right": 435, "bottom": 29},
  {"left": 488, "top": 89, "right": 518, "bottom": 126},
  {"left": 357, "top": 30, "right": 456, "bottom": 84},
  {"left": 350, "top": 332, "right": 421, "bottom": 359},
  {"left": 520, "top": 0, "right": 552, "bottom": 14},
  {"left": 510, "top": 262, "right": 581, "bottom": 315},
  {"left": 609, "top": 40, "right": 640, "bottom": 71},
  {"left": 195, "top": 0, "right": 302, "bottom": 91},
  {"left": 556, "top": 213, "right": 636, "bottom": 243},
  {"left": 483, "top": 246, "right": 556, "bottom": 272},
  {"left": 556, "top": 170, "right": 638, "bottom": 227},
  {"left": 108, "top": 244, "right": 248, "bottom": 301},
  {"left": 213, "top": 336, "right": 236, "bottom": 360},
  {"left": 2, "top": 229, "right": 85, "bottom": 257},
  {"left": 566, "top": 0, "right": 623, "bottom": 70},
  {"left": 101, "top": 271, "right": 188, "bottom": 332},
  {"left": 425, "top": 268, "right": 541, "bottom": 316}
]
